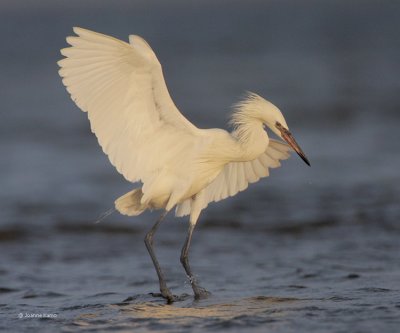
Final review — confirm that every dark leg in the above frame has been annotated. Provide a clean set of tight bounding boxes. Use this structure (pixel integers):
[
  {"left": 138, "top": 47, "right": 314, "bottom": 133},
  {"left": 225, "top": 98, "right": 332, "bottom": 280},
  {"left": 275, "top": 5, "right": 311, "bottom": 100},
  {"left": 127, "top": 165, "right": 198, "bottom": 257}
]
[
  {"left": 144, "top": 211, "right": 174, "bottom": 302},
  {"left": 180, "top": 222, "right": 210, "bottom": 299}
]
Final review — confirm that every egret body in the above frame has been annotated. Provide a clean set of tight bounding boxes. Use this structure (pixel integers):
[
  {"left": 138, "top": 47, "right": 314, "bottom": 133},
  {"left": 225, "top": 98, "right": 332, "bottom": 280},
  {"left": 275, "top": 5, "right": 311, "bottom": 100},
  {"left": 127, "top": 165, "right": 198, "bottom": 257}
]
[{"left": 58, "top": 28, "right": 310, "bottom": 302}]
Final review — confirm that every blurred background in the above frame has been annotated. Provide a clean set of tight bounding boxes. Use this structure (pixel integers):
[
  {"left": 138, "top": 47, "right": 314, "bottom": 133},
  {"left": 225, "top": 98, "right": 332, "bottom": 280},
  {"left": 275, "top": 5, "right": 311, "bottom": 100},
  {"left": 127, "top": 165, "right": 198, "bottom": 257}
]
[{"left": 1, "top": 0, "right": 399, "bottom": 332}]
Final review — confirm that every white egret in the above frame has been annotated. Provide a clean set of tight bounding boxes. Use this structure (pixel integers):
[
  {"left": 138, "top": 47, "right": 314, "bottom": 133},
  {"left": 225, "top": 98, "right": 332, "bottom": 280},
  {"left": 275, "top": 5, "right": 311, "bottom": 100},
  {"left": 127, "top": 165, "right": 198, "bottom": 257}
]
[{"left": 58, "top": 28, "right": 310, "bottom": 302}]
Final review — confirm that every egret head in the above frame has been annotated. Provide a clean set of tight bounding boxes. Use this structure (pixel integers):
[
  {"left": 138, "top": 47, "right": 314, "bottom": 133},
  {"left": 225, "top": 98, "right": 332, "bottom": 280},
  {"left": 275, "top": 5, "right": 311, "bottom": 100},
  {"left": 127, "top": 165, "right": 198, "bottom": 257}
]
[{"left": 233, "top": 92, "right": 310, "bottom": 166}]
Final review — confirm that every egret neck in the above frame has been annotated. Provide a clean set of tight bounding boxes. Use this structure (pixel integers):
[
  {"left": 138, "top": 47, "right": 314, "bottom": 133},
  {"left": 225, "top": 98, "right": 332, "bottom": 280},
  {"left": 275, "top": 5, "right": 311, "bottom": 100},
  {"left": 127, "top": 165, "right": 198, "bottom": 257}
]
[{"left": 233, "top": 118, "right": 269, "bottom": 161}]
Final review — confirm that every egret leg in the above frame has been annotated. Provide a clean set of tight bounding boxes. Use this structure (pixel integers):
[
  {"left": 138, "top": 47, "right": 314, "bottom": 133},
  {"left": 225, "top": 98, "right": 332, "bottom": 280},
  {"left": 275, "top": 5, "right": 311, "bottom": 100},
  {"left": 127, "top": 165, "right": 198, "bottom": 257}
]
[
  {"left": 180, "top": 222, "right": 210, "bottom": 299},
  {"left": 144, "top": 211, "right": 174, "bottom": 302}
]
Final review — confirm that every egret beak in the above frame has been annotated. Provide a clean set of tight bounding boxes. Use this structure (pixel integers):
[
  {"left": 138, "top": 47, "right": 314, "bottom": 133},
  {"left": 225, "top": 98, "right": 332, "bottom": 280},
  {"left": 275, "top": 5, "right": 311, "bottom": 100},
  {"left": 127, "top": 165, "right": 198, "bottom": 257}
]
[{"left": 276, "top": 123, "right": 310, "bottom": 166}]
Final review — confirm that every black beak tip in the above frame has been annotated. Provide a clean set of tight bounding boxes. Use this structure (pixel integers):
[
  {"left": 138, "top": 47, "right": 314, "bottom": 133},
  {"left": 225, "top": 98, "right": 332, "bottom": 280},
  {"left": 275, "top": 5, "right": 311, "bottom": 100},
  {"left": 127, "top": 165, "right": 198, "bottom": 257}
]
[{"left": 300, "top": 154, "right": 311, "bottom": 167}]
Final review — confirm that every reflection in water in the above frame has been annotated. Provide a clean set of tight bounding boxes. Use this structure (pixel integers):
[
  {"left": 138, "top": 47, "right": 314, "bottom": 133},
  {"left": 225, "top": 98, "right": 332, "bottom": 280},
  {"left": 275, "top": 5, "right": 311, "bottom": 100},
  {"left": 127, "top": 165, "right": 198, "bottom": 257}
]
[
  {"left": 119, "top": 296, "right": 299, "bottom": 319},
  {"left": 71, "top": 296, "right": 301, "bottom": 329}
]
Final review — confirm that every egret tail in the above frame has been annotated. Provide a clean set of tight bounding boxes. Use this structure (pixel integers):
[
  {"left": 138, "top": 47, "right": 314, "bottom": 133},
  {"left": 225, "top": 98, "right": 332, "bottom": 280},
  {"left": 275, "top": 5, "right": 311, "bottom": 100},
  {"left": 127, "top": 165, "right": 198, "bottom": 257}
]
[{"left": 115, "top": 188, "right": 146, "bottom": 216}]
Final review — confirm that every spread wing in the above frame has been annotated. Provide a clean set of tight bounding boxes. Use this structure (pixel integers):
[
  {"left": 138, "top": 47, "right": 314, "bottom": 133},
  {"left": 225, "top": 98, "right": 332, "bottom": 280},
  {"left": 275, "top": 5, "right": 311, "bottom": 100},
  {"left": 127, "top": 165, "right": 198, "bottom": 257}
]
[
  {"left": 175, "top": 140, "right": 291, "bottom": 217},
  {"left": 58, "top": 27, "right": 201, "bottom": 183}
]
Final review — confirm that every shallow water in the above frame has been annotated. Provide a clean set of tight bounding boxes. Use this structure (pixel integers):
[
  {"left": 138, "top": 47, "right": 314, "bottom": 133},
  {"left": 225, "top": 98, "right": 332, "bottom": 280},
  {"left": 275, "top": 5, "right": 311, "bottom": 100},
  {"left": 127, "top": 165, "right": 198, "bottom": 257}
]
[
  {"left": 1, "top": 1, "right": 400, "bottom": 332},
  {"left": 1, "top": 217, "right": 400, "bottom": 332}
]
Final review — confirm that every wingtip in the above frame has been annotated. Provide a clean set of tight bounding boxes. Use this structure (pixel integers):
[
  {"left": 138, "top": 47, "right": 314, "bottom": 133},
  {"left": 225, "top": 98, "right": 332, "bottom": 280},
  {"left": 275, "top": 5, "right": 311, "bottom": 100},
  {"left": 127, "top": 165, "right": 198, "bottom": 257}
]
[
  {"left": 59, "top": 47, "right": 70, "bottom": 57},
  {"left": 73, "top": 26, "right": 93, "bottom": 37},
  {"left": 72, "top": 26, "right": 83, "bottom": 34},
  {"left": 65, "top": 36, "right": 76, "bottom": 46}
]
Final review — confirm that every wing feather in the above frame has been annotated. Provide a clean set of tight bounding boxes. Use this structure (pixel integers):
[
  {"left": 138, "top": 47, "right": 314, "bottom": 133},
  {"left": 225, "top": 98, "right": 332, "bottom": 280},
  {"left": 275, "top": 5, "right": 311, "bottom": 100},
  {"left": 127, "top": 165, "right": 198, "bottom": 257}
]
[{"left": 58, "top": 27, "right": 201, "bottom": 183}]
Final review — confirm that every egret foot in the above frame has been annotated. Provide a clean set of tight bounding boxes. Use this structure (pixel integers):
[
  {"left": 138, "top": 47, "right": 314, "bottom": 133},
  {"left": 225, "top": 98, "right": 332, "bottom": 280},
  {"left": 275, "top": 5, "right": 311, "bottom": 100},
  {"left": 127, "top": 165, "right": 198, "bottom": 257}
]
[
  {"left": 150, "top": 291, "right": 176, "bottom": 303},
  {"left": 151, "top": 292, "right": 190, "bottom": 303},
  {"left": 193, "top": 286, "right": 211, "bottom": 300},
  {"left": 161, "top": 287, "right": 176, "bottom": 303}
]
